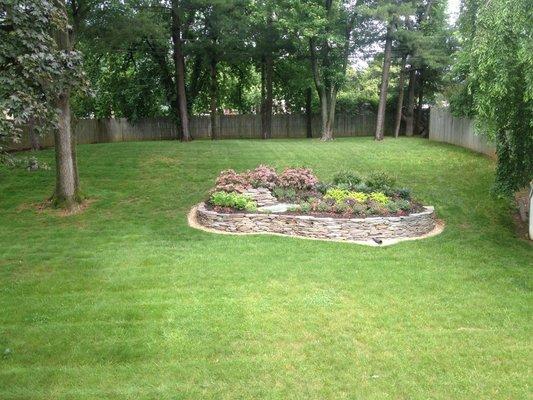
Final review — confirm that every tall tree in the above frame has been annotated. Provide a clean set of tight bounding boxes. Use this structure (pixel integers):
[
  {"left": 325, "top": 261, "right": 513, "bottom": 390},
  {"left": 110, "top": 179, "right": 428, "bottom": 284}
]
[
  {"left": 289, "top": 0, "right": 361, "bottom": 141},
  {"left": 171, "top": 0, "right": 191, "bottom": 140},
  {"left": 0, "top": 0, "right": 86, "bottom": 208},
  {"left": 372, "top": 0, "right": 413, "bottom": 141},
  {"left": 450, "top": 0, "right": 532, "bottom": 194}
]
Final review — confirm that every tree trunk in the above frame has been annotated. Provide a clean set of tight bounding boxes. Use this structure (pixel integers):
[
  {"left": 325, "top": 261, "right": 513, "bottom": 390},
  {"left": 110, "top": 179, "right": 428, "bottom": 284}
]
[
  {"left": 53, "top": 91, "right": 78, "bottom": 208},
  {"left": 209, "top": 56, "right": 218, "bottom": 140},
  {"left": 52, "top": 2, "right": 80, "bottom": 209},
  {"left": 405, "top": 68, "right": 416, "bottom": 136},
  {"left": 305, "top": 87, "right": 313, "bottom": 138},
  {"left": 415, "top": 69, "right": 424, "bottom": 135},
  {"left": 393, "top": 55, "right": 407, "bottom": 138},
  {"left": 324, "top": 87, "right": 337, "bottom": 140},
  {"left": 375, "top": 25, "right": 393, "bottom": 141},
  {"left": 28, "top": 118, "right": 41, "bottom": 151},
  {"left": 171, "top": 0, "right": 191, "bottom": 141},
  {"left": 260, "top": 54, "right": 273, "bottom": 139},
  {"left": 318, "top": 88, "right": 331, "bottom": 140}
]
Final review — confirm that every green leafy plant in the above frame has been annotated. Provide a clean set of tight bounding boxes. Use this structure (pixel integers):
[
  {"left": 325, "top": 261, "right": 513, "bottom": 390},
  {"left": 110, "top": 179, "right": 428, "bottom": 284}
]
[
  {"left": 397, "top": 188, "right": 411, "bottom": 200},
  {"left": 333, "top": 203, "right": 349, "bottom": 214},
  {"left": 366, "top": 171, "right": 396, "bottom": 191},
  {"left": 324, "top": 188, "right": 368, "bottom": 203},
  {"left": 332, "top": 171, "right": 362, "bottom": 188},
  {"left": 386, "top": 202, "right": 400, "bottom": 213},
  {"left": 368, "top": 192, "right": 389, "bottom": 205},
  {"left": 209, "top": 191, "right": 257, "bottom": 211},
  {"left": 299, "top": 202, "right": 311, "bottom": 213},
  {"left": 272, "top": 187, "right": 297, "bottom": 202},
  {"left": 395, "top": 199, "right": 411, "bottom": 211},
  {"left": 316, "top": 182, "right": 334, "bottom": 194}
]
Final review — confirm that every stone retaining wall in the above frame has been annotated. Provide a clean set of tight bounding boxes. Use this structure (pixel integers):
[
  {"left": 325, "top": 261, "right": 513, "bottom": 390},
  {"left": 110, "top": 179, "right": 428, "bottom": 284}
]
[{"left": 196, "top": 203, "right": 436, "bottom": 241}]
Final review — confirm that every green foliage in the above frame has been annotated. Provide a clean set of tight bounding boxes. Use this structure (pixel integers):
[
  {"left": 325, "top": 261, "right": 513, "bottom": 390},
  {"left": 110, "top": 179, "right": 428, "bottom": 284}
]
[
  {"left": 0, "top": 0, "right": 86, "bottom": 154},
  {"left": 449, "top": 0, "right": 533, "bottom": 194},
  {"left": 332, "top": 171, "right": 363, "bottom": 188},
  {"left": 299, "top": 202, "right": 311, "bottom": 213},
  {"left": 324, "top": 188, "right": 368, "bottom": 204},
  {"left": 397, "top": 188, "right": 412, "bottom": 200},
  {"left": 395, "top": 199, "right": 411, "bottom": 211},
  {"left": 272, "top": 187, "right": 297, "bottom": 202},
  {"left": 209, "top": 191, "right": 257, "bottom": 211},
  {"left": 365, "top": 171, "right": 397, "bottom": 191},
  {"left": 368, "top": 192, "right": 390, "bottom": 205}
]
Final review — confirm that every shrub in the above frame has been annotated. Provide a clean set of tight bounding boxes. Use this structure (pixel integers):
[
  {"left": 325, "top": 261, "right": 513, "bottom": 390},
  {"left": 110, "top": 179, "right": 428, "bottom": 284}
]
[
  {"left": 209, "top": 191, "right": 256, "bottom": 211},
  {"left": 316, "top": 201, "right": 331, "bottom": 213},
  {"left": 279, "top": 167, "right": 318, "bottom": 190},
  {"left": 368, "top": 192, "right": 389, "bottom": 205},
  {"left": 248, "top": 165, "right": 279, "bottom": 189},
  {"left": 299, "top": 202, "right": 311, "bottom": 213},
  {"left": 368, "top": 202, "right": 388, "bottom": 216},
  {"left": 397, "top": 188, "right": 412, "bottom": 200},
  {"left": 215, "top": 169, "right": 250, "bottom": 192},
  {"left": 351, "top": 203, "right": 367, "bottom": 216},
  {"left": 333, "top": 203, "right": 349, "bottom": 214},
  {"left": 272, "top": 187, "right": 297, "bottom": 202},
  {"left": 332, "top": 171, "right": 362, "bottom": 188},
  {"left": 395, "top": 199, "right": 411, "bottom": 211},
  {"left": 324, "top": 188, "right": 368, "bottom": 203},
  {"left": 352, "top": 182, "right": 372, "bottom": 193},
  {"left": 316, "top": 181, "right": 334, "bottom": 194},
  {"left": 366, "top": 171, "right": 396, "bottom": 191},
  {"left": 386, "top": 202, "right": 400, "bottom": 213}
]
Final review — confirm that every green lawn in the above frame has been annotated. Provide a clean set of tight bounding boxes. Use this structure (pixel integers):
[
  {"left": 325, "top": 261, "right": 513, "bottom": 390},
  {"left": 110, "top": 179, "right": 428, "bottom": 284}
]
[{"left": 0, "top": 137, "right": 530, "bottom": 399}]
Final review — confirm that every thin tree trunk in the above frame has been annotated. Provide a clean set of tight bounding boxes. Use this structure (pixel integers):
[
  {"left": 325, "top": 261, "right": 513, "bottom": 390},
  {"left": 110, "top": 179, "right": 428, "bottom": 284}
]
[
  {"left": 375, "top": 25, "right": 393, "bottom": 141},
  {"left": 260, "top": 54, "right": 273, "bottom": 139},
  {"left": 305, "top": 87, "right": 312, "bottom": 138},
  {"left": 415, "top": 69, "right": 424, "bottom": 135},
  {"left": 209, "top": 56, "right": 218, "bottom": 140},
  {"left": 171, "top": 0, "right": 191, "bottom": 141},
  {"left": 405, "top": 68, "right": 416, "bottom": 136},
  {"left": 28, "top": 118, "right": 40, "bottom": 151},
  {"left": 394, "top": 55, "right": 407, "bottom": 138}
]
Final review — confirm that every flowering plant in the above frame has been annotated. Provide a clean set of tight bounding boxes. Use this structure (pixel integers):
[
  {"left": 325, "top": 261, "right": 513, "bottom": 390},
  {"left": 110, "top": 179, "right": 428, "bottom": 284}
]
[
  {"left": 278, "top": 167, "right": 318, "bottom": 190},
  {"left": 248, "top": 165, "right": 279, "bottom": 189},
  {"left": 214, "top": 169, "right": 250, "bottom": 192}
]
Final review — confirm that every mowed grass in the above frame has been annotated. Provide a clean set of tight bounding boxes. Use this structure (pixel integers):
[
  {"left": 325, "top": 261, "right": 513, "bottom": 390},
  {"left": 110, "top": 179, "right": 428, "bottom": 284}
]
[{"left": 0, "top": 137, "right": 530, "bottom": 399}]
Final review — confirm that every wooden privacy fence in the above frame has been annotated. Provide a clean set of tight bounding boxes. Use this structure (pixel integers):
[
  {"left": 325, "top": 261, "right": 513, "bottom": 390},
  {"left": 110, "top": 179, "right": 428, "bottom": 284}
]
[
  {"left": 429, "top": 107, "right": 495, "bottom": 156},
  {"left": 8, "top": 111, "right": 398, "bottom": 150}
]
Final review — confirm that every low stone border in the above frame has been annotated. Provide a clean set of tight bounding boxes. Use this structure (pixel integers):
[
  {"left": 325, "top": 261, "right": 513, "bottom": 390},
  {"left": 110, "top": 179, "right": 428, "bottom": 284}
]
[{"left": 190, "top": 202, "right": 443, "bottom": 246}]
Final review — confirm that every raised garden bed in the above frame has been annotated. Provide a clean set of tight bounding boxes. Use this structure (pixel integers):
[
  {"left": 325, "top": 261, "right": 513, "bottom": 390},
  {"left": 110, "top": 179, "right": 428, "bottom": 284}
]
[{"left": 192, "top": 165, "right": 439, "bottom": 243}]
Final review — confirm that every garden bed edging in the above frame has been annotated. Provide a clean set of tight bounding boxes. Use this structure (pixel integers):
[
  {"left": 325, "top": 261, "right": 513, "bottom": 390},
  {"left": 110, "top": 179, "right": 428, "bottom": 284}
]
[{"left": 195, "top": 202, "right": 436, "bottom": 242}]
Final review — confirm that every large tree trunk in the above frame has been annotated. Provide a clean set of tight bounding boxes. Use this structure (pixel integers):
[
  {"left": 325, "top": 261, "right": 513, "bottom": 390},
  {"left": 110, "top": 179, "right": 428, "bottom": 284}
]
[
  {"left": 310, "top": 38, "right": 334, "bottom": 141},
  {"left": 305, "top": 87, "right": 313, "bottom": 138},
  {"left": 393, "top": 55, "right": 407, "bottom": 138},
  {"left": 171, "top": 0, "right": 191, "bottom": 141},
  {"left": 260, "top": 54, "right": 273, "bottom": 139},
  {"left": 209, "top": 56, "right": 218, "bottom": 140},
  {"left": 52, "top": 3, "right": 80, "bottom": 209},
  {"left": 375, "top": 25, "right": 393, "bottom": 141},
  {"left": 53, "top": 91, "right": 78, "bottom": 208},
  {"left": 324, "top": 87, "right": 337, "bottom": 140},
  {"left": 405, "top": 68, "right": 416, "bottom": 136}
]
